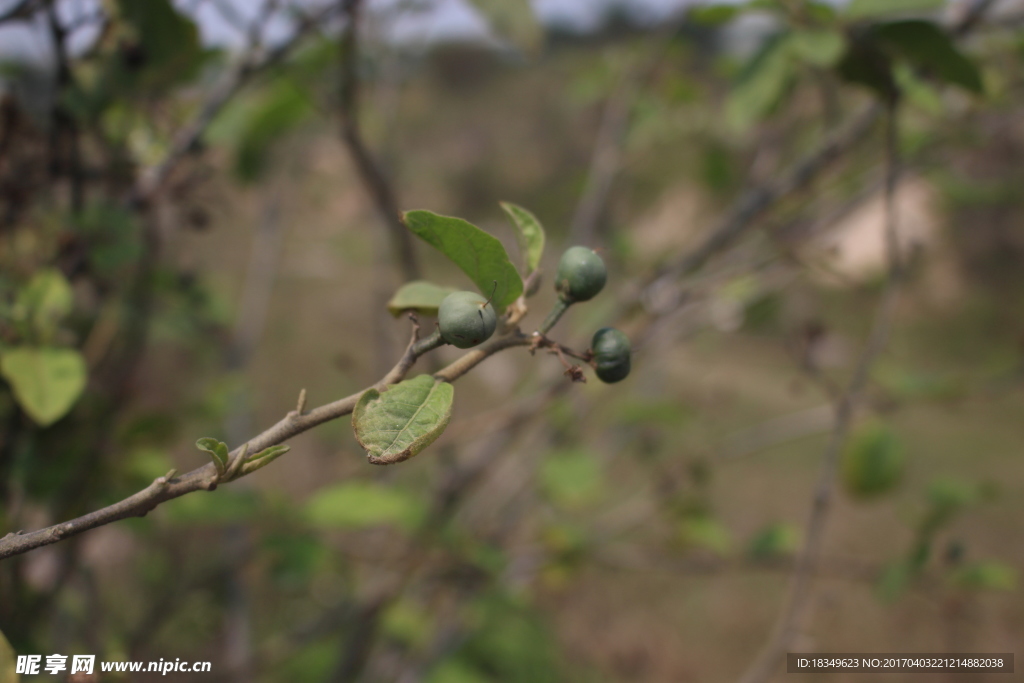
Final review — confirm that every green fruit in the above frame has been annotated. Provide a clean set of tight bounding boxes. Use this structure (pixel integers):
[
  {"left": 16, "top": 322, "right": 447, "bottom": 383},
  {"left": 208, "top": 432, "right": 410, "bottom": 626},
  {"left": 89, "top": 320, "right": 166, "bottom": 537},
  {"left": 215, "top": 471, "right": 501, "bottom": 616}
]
[
  {"left": 591, "top": 327, "right": 631, "bottom": 383},
  {"left": 438, "top": 291, "right": 498, "bottom": 349},
  {"left": 556, "top": 246, "right": 607, "bottom": 303}
]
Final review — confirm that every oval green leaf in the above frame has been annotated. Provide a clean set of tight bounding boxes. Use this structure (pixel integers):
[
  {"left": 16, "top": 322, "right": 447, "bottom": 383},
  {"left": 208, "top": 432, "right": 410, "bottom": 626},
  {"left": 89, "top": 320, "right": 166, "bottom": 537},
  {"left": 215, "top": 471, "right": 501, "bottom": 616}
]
[
  {"left": 845, "top": 0, "right": 943, "bottom": 20},
  {"left": 387, "top": 280, "right": 458, "bottom": 318},
  {"left": 842, "top": 422, "right": 905, "bottom": 499},
  {"left": 352, "top": 374, "right": 454, "bottom": 465},
  {"left": 875, "top": 20, "right": 983, "bottom": 94},
  {"left": 305, "top": 481, "right": 423, "bottom": 530},
  {"left": 726, "top": 33, "right": 795, "bottom": 132},
  {"left": 402, "top": 210, "right": 524, "bottom": 312},
  {"left": 196, "top": 437, "right": 230, "bottom": 476},
  {"left": 499, "top": 201, "right": 546, "bottom": 274},
  {"left": 17, "top": 268, "right": 73, "bottom": 342},
  {"left": 0, "top": 347, "right": 86, "bottom": 427}
]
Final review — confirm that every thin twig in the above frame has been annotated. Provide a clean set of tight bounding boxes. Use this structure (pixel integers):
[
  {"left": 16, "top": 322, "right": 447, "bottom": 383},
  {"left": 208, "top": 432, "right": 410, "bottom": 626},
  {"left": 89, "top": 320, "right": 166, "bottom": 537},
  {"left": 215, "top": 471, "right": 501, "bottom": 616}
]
[
  {"left": 337, "top": 0, "right": 420, "bottom": 281},
  {"left": 0, "top": 328, "right": 534, "bottom": 561},
  {"left": 132, "top": 4, "right": 336, "bottom": 205}
]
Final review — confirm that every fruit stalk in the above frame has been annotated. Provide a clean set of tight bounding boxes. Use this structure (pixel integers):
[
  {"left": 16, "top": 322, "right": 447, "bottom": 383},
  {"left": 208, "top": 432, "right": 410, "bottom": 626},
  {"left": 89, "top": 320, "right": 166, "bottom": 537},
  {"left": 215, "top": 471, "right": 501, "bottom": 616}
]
[{"left": 538, "top": 298, "right": 571, "bottom": 335}]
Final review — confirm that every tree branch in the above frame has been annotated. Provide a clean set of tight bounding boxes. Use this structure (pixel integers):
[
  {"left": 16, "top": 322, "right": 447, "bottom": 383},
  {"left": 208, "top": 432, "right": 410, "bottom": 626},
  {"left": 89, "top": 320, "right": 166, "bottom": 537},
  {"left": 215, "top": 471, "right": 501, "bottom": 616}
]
[
  {"left": 337, "top": 0, "right": 420, "bottom": 281},
  {"left": 0, "top": 327, "right": 536, "bottom": 561},
  {"left": 132, "top": 3, "right": 336, "bottom": 206},
  {"left": 736, "top": 102, "right": 903, "bottom": 683}
]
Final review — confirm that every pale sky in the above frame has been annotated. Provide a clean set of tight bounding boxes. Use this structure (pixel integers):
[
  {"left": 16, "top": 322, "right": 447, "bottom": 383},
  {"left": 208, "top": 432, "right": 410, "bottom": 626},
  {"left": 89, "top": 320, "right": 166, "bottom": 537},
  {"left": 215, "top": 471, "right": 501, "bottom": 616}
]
[{"left": 0, "top": 0, "right": 702, "bottom": 64}]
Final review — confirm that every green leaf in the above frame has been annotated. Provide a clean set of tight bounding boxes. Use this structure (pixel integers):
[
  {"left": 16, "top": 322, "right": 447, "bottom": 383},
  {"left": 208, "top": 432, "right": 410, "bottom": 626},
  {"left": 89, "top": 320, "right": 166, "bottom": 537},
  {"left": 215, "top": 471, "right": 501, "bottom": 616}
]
[
  {"left": 403, "top": 210, "right": 524, "bottom": 312},
  {"left": 466, "top": 0, "right": 543, "bottom": 54},
  {"left": 842, "top": 422, "right": 904, "bottom": 500},
  {"left": 249, "top": 444, "right": 290, "bottom": 464},
  {"left": 0, "top": 347, "right": 86, "bottom": 426},
  {"left": 893, "top": 63, "right": 943, "bottom": 115},
  {"left": 836, "top": 33, "right": 898, "bottom": 99},
  {"left": 0, "top": 628, "right": 17, "bottom": 683},
  {"left": 747, "top": 523, "right": 800, "bottom": 560},
  {"left": 165, "top": 488, "right": 262, "bottom": 524},
  {"left": 539, "top": 448, "right": 603, "bottom": 508},
  {"left": 196, "top": 437, "right": 229, "bottom": 476},
  {"left": 499, "top": 202, "right": 546, "bottom": 274},
  {"left": 17, "top": 269, "right": 73, "bottom": 341},
  {"left": 305, "top": 481, "right": 423, "bottom": 529},
  {"left": 231, "top": 83, "right": 313, "bottom": 182},
  {"left": 845, "top": 0, "right": 943, "bottom": 20},
  {"left": 352, "top": 375, "right": 454, "bottom": 465},
  {"left": 876, "top": 561, "right": 913, "bottom": 602},
  {"left": 241, "top": 444, "right": 291, "bottom": 476},
  {"left": 788, "top": 29, "right": 845, "bottom": 68},
  {"left": 689, "top": 5, "right": 740, "bottom": 26},
  {"left": 678, "top": 516, "right": 733, "bottom": 555},
  {"left": 382, "top": 600, "right": 433, "bottom": 649},
  {"left": 387, "top": 281, "right": 458, "bottom": 318},
  {"left": 951, "top": 561, "right": 1018, "bottom": 591},
  {"left": 115, "top": 0, "right": 204, "bottom": 89},
  {"left": 874, "top": 20, "right": 983, "bottom": 94},
  {"left": 726, "top": 33, "right": 796, "bottom": 132}
]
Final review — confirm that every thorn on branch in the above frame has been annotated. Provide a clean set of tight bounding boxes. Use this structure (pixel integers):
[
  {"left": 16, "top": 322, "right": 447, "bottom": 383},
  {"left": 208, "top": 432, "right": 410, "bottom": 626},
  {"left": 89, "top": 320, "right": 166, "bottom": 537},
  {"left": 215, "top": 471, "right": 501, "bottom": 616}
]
[{"left": 290, "top": 388, "right": 308, "bottom": 418}]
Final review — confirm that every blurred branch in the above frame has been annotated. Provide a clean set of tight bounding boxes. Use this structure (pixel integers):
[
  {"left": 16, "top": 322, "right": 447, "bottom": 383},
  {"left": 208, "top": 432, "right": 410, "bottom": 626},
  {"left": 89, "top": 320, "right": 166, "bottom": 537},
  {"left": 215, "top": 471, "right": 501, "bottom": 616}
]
[
  {"left": 569, "top": 17, "right": 685, "bottom": 245},
  {"left": 0, "top": 0, "right": 37, "bottom": 24},
  {"left": 737, "top": 103, "right": 903, "bottom": 683},
  {"left": 337, "top": 0, "right": 421, "bottom": 281},
  {"left": 133, "top": 2, "right": 335, "bottom": 205}
]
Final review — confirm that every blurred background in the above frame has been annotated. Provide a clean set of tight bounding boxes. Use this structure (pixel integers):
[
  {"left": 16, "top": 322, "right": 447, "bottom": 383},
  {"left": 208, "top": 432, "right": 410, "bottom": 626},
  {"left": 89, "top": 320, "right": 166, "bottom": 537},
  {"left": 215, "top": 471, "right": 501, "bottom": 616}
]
[{"left": 1, "top": 0, "right": 1023, "bottom": 680}]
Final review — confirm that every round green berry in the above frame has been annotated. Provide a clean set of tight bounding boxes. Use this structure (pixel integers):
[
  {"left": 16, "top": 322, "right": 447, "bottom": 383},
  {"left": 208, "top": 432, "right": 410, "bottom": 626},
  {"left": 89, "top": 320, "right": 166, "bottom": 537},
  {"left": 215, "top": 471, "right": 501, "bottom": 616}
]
[
  {"left": 555, "top": 246, "right": 607, "bottom": 304},
  {"left": 591, "top": 327, "right": 631, "bottom": 384},
  {"left": 438, "top": 291, "right": 498, "bottom": 349}
]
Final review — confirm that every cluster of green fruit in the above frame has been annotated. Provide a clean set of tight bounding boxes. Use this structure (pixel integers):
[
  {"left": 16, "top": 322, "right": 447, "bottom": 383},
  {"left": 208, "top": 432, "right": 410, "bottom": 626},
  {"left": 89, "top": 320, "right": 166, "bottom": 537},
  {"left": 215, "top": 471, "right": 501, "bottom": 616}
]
[{"left": 437, "top": 246, "right": 631, "bottom": 383}]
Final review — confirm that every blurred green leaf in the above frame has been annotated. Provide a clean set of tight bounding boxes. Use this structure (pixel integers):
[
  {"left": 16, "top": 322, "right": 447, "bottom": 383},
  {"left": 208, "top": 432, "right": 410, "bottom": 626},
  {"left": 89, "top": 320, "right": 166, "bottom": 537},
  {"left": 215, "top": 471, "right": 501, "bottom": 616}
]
[
  {"left": 951, "top": 561, "right": 1018, "bottom": 591},
  {"left": 231, "top": 83, "right": 313, "bottom": 182},
  {"left": 726, "top": 33, "right": 795, "bottom": 132},
  {"left": 747, "top": 523, "right": 800, "bottom": 560},
  {"left": 875, "top": 20, "right": 983, "bottom": 94},
  {"left": 428, "top": 660, "right": 492, "bottom": 683},
  {"left": 403, "top": 210, "right": 524, "bottom": 312},
  {"left": 305, "top": 481, "right": 423, "bottom": 530},
  {"left": 540, "top": 449, "right": 603, "bottom": 508},
  {"left": 0, "top": 628, "right": 16, "bottom": 683},
  {"left": 460, "top": 594, "right": 563, "bottom": 683},
  {"left": 876, "top": 561, "right": 913, "bottom": 602},
  {"left": 678, "top": 516, "right": 733, "bottom": 554},
  {"left": 164, "top": 489, "right": 262, "bottom": 524},
  {"left": 845, "top": 0, "right": 944, "bottom": 20},
  {"left": 387, "top": 281, "right": 458, "bottom": 318},
  {"left": 689, "top": 5, "right": 740, "bottom": 26},
  {"left": 195, "top": 437, "right": 229, "bottom": 476},
  {"left": 0, "top": 347, "right": 86, "bottom": 426},
  {"left": 115, "top": 0, "right": 205, "bottom": 89},
  {"left": 499, "top": 202, "right": 546, "bottom": 274},
  {"left": 352, "top": 375, "right": 454, "bottom": 465},
  {"left": 841, "top": 422, "right": 904, "bottom": 500},
  {"left": 466, "top": 0, "right": 543, "bottom": 55},
  {"left": 789, "top": 29, "right": 845, "bottom": 68},
  {"left": 893, "top": 63, "right": 943, "bottom": 115},
  {"left": 615, "top": 397, "right": 692, "bottom": 427},
  {"left": 383, "top": 600, "right": 433, "bottom": 649},
  {"left": 264, "top": 532, "right": 327, "bottom": 589},
  {"left": 17, "top": 269, "right": 72, "bottom": 342},
  {"left": 837, "top": 32, "right": 897, "bottom": 99}
]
